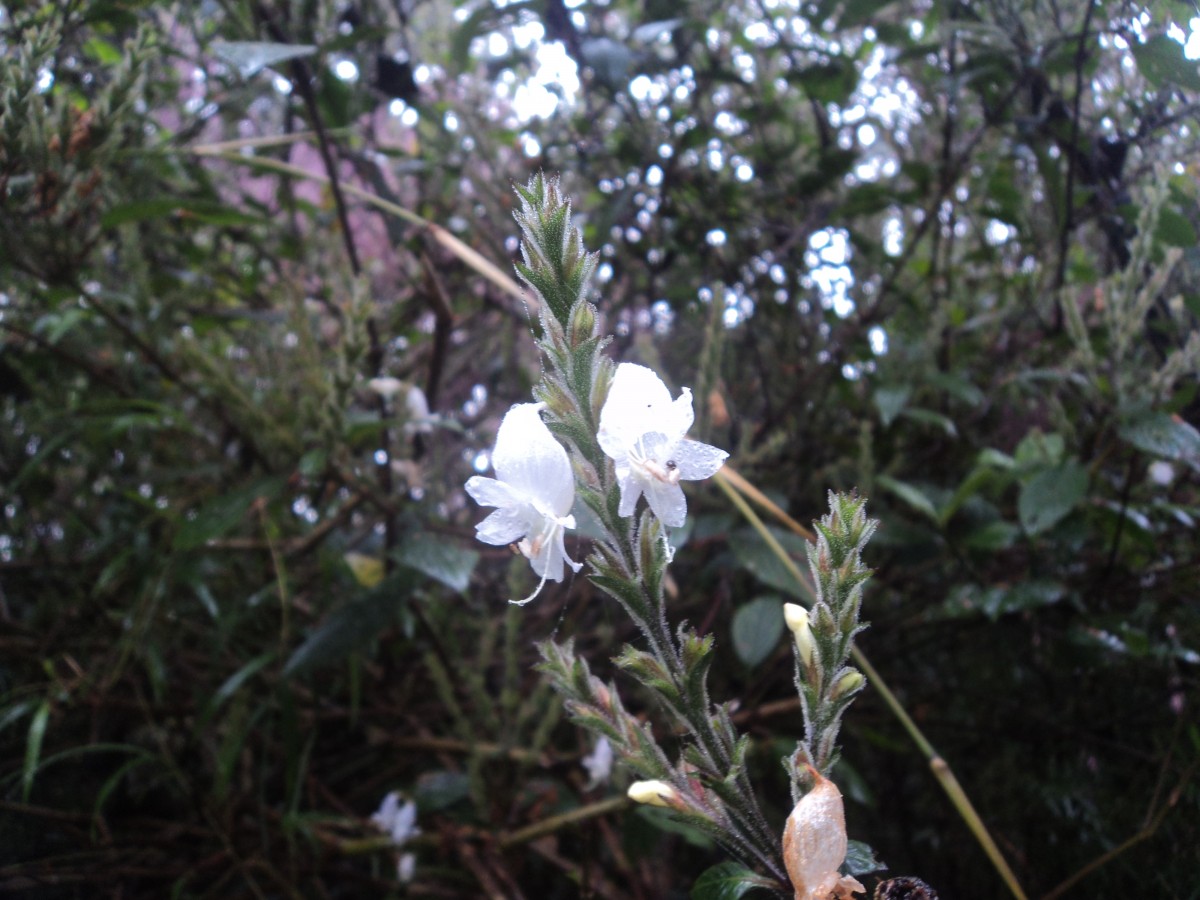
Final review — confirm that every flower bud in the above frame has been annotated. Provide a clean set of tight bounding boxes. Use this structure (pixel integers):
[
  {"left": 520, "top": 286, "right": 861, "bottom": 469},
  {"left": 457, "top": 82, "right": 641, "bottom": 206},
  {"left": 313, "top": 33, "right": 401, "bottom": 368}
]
[
  {"left": 783, "top": 603, "right": 815, "bottom": 668},
  {"left": 831, "top": 669, "right": 864, "bottom": 700},
  {"left": 568, "top": 299, "right": 598, "bottom": 344},
  {"left": 627, "top": 780, "right": 680, "bottom": 809}
]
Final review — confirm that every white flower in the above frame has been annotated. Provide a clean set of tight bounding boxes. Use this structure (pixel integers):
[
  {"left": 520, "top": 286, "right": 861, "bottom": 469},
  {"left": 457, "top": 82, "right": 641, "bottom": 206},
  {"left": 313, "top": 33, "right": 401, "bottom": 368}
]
[
  {"left": 597, "top": 363, "right": 728, "bottom": 528},
  {"left": 372, "top": 792, "right": 420, "bottom": 884},
  {"left": 371, "top": 791, "right": 420, "bottom": 847},
  {"left": 397, "top": 852, "right": 416, "bottom": 883},
  {"left": 581, "top": 735, "right": 613, "bottom": 789},
  {"left": 1148, "top": 460, "right": 1175, "bottom": 487},
  {"left": 465, "top": 402, "right": 582, "bottom": 603},
  {"left": 404, "top": 384, "right": 435, "bottom": 435},
  {"left": 368, "top": 376, "right": 405, "bottom": 400}
]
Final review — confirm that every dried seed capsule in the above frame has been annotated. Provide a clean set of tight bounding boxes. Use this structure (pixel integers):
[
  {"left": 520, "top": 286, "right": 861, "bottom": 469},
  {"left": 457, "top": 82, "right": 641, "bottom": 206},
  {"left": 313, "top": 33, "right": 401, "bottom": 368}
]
[{"left": 783, "top": 767, "right": 865, "bottom": 900}]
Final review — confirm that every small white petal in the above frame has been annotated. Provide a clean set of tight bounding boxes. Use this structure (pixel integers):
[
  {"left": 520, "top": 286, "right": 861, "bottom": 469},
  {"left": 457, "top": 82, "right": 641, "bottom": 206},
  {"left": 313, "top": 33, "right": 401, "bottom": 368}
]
[
  {"left": 405, "top": 384, "right": 430, "bottom": 420},
  {"left": 672, "top": 439, "right": 728, "bottom": 481},
  {"left": 371, "top": 791, "right": 401, "bottom": 830},
  {"left": 397, "top": 852, "right": 416, "bottom": 882},
  {"left": 464, "top": 475, "right": 523, "bottom": 510},
  {"left": 596, "top": 419, "right": 629, "bottom": 462},
  {"left": 645, "top": 480, "right": 687, "bottom": 528},
  {"left": 616, "top": 469, "right": 642, "bottom": 518},
  {"left": 475, "top": 507, "right": 529, "bottom": 546},
  {"left": 582, "top": 735, "right": 614, "bottom": 788},
  {"left": 666, "top": 387, "right": 695, "bottom": 436}
]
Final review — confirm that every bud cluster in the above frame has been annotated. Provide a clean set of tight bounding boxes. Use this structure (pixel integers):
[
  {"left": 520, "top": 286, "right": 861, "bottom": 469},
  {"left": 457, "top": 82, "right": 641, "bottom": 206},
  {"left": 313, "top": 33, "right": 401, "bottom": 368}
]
[{"left": 784, "top": 492, "right": 877, "bottom": 792}]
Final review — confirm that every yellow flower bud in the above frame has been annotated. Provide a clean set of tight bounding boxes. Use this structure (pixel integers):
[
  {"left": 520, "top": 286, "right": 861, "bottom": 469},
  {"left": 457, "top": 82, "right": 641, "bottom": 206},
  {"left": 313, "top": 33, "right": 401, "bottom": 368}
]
[
  {"left": 783, "top": 603, "right": 815, "bottom": 668},
  {"left": 831, "top": 669, "right": 864, "bottom": 700},
  {"left": 627, "top": 780, "right": 680, "bottom": 809}
]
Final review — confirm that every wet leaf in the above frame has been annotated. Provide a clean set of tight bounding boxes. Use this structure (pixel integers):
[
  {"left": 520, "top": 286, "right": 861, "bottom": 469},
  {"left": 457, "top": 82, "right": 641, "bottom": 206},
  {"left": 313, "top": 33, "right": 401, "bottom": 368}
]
[
  {"left": 1119, "top": 410, "right": 1200, "bottom": 463},
  {"left": 212, "top": 40, "right": 317, "bottom": 77},
  {"left": 690, "top": 861, "right": 777, "bottom": 899},
  {"left": 1019, "top": 462, "right": 1088, "bottom": 535},
  {"left": 731, "top": 596, "right": 785, "bottom": 668},
  {"left": 394, "top": 532, "right": 479, "bottom": 593}
]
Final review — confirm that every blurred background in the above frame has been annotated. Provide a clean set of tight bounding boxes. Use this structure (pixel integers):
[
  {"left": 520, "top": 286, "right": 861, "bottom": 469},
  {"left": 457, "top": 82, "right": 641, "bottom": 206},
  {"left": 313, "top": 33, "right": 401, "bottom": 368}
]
[{"left": 1, "top": 0, "right": 1198, "bottom": 897}]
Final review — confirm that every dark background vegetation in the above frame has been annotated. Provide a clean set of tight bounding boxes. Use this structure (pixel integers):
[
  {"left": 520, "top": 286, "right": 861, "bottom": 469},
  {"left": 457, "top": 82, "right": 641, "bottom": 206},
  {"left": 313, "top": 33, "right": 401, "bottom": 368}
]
[{"left": 2, "top": 0, "right": 1198, "bottom": 897}]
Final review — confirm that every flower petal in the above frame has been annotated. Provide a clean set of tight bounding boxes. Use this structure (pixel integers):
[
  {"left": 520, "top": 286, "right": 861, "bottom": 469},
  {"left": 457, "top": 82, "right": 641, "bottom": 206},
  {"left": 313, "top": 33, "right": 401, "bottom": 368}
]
[
  {"left": 492, "top": 403, "right": 575, "bottom": 517},
  {"left": 599, "top": 363, "right": 676, "bottom": 445},
  {"left": 673, "top": 439, "right": 728, "bottom": 481},
  {"left": 644, "top": 480, "right": 687, "bottom": 528},
  {"left": 616, "top": 470, "right": 644, "bottom": 518},
  {"left": 475, "top": 507, "right": 529, "bottom": 546},
  {"left": 464, "top": 475, "right": 524, "bottom": 510},
  {"left": 666, "top": 387, "right": 695, "bottom": 437}
]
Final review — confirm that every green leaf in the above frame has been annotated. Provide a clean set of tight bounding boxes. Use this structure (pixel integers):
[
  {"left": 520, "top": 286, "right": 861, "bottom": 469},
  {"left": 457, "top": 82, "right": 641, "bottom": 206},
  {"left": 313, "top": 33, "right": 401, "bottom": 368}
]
[
  {"left": 173, "top": 477, "right": 285, "bottom": 551},
  {"left": 729, "top": 527, "right": 811, "bottom": 598},
  {"left": 874, "top": 384, "right": 911, "bottom": 426},
  {"left": 23, "top": 700, "right": 50, "bottom": 802},
  {"left": 877, "top": 475, "right": 939, "bottom": 522},
  {"left": 580, "top": 37, "right": 633, "bottom": 87},
  {"left": 1014, "top": 430, "right": 1065, "bottom": 470},
  {"left": 1132, "top": 35, "right": 1200, "bottom": 91},
  {"left": 792, "top": 58, "right": 859, "bottom": 104},
  {"left": 899, "top": 406, "right": 958, "bottom": 437},
  {"left": 1155, "top": 207, "right": 1197, "bottom": 248},
  {"left": 927, "top": 372, "right": 984, "bottom": 407},
  {"left": 938, "top": 580, "right": 1067, "bottom": 621},
  {"left": 212, "top": 40, "right": 317, "bottom": 77},
  {"left": 637, "top": 806, "right": 714, "bottom": 849},
  {"left": 415, "top": 770, "right": 472, "bottom": 811},
  {"left": 0, "top": 701, "right": 33, "bottom": 736},
  {"left": 394, "top": 532, "right": 479, "bottom": 593},
  {"left": 298, "top": 449, "right": 327, "bottom": 479},
  {"left": 963, "top": 520, "right": 1020, "bottom": 551},
  {"left": 1118, "top": 411, "right": 1200, "bottom": 463},
  {"left": 845, "top": 839, "right": 887, "bottom": 876},
  {"left": 101, "top": 198, "right": 265, "bottom": 229},
  {"left": 198, "top": 651, "right": 277, "bottom": 729},
  {"left": 731, "top": 596, "right": 785, "bottom": 668},
  {"left": 690, "top": 861, "right": 777, "bottom": 899},
  {"left": 1018, "top": 462, "right": 1088, "bottom": 535},
  {"left": 283, "top": 573, "right": 411, "bottom": 677}
]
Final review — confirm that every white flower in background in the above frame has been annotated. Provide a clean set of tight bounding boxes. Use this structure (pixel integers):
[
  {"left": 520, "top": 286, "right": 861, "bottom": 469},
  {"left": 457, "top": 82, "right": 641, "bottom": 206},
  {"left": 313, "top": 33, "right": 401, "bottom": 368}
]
[
  {"left": 372, "top": 791, "right": 420, "bottom": 845},
  {"left": 597, "top": 363, "right": 728, "bottom": 528},
  {"left": 369, "top": 378, "right": 436, "bottom": 434},
  {"left": 368, "top": 376, "right": 405, "bottom": 400},
  {"left": 1148, "top": 460, "right": 1175, "bottom": 487},
  {"left": 371, "top": 791, "right": 420, "bottom": 883},
  {"left": 581, "top": 735, "right": 613, "bottom": 789},
  {"left": 465, "top": 402, "right": 582, "bottom": 603},
  {"left": 404, "top": 383, "right": 434, "bottom": 435}
]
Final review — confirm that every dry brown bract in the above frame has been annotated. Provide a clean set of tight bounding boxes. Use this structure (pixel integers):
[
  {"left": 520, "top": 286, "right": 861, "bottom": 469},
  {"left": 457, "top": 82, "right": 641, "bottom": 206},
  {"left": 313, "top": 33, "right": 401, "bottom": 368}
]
[{"left": 783, "top": 766, "right": 866, "bottom": 900}]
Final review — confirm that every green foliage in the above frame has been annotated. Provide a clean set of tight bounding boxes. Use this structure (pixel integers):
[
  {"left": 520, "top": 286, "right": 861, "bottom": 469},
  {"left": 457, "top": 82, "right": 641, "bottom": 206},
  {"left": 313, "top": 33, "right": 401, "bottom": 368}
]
[
  {"left": 731, "top": 597, "right": 785, "bottom": 668},
  {"left": 2, "top": 0, "right": 1198, "bottom": 897},
  {"left": 691, "top": 861, "right": 778, "bottom": 899}
]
